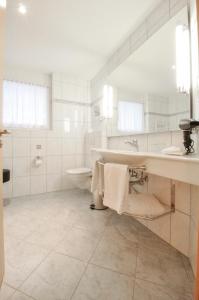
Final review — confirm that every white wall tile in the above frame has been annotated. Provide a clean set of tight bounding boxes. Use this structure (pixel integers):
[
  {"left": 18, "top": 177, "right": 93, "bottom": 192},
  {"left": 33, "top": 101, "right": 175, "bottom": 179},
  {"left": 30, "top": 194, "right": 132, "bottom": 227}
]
[
  {"left": 171, "top": 211, "right": 190, "bottom": 256},
  {"left": 3, "top": 180, "right": 13, "bottom": 199},
  {"left": 46, "top": 138, "right": 62, "bottom": 156},
  {"left": 171, "top": 131, "right": 184, "bottom": 149},
  {"left": 47, "top": 121, "right": 63, "bottom": 138},
  {"left": 13, "top": 177, "right": 30, "bottom": 197},
  {"left": 174, "top": 181, "right": 191, "bottom": 215},
  {"left": 3, "top": 74, "right": 89, "bottom": 200},
  {"left": 189, "top": 219, "right": 198, "bottom": 275},
  {"left": 30, "top": 129, "right": 47, "bottom": 138},
  {"left": 13, "top": 138, "right": 30, "bottom": 157},
  {"left": 3, "top": 158, "right": 13, "bottom": 177},
  {"left": 30, "top": 175, "right": 46, "bottom": 195},
  {"left": 13, "top": 157, "right": 30, "bottom": 177},
  {"left": 62, "top": 139, "right": 77, "bottom": 155},
  {"left": 3, "top": 137, "right": 13, "bottom": 158},
  {"left": 47, "top": 174, "right": 62, "bottom": 192},
  {"left": 62, "top": 155, "right": 76, "bottom": 171},
  {"left": 46, "top": 156, "right": 62, "bottom": 174},
  {"left": 190, "top": 185, "right": 199, "bottom": 228},
  {"left": 148, "top": 132, "right": 171, "bottom": 152},
  {"left": 53, "top": 103, "right": 64, "bottom": 121},
  {"left": 11, "top": 129, "right": 30, "bottom": 138},
  {"left": 75, "top": 155, "right": 85, "bottom": 168},
  {"left": 30, "top": 138, "right": 46, "bottom": 157}
]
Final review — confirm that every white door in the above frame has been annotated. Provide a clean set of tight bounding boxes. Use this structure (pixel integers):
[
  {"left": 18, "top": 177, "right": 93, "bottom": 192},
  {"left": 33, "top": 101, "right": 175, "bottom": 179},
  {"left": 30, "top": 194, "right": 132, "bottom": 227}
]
[{"left": 0, "top": 1, "right": 6, "bottom": 286}]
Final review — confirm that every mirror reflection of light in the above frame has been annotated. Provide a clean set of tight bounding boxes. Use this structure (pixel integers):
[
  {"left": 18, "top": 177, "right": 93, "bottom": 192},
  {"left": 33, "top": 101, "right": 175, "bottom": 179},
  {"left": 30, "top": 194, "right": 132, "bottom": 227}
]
[
  {"left": 176, "top": 25, "right": 190, "bottom": 94},
  {"left": 64, "top": 118, "right": 71, "bottom": 133},
  {"left": 74, "top": 110, "right": 78, "bottom": 128},
  {"left": 0, "top": 0, "right": 6, "bottom": 8}
]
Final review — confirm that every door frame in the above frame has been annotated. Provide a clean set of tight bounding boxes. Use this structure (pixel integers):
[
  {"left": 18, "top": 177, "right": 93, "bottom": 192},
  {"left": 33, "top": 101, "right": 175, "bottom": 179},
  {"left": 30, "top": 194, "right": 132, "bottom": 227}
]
[
  {"left": 195, "top": 1, "right": 199, "bottom": 297},
  {"left": 0, "top": 3, "right": 6, "bottom": 286}
]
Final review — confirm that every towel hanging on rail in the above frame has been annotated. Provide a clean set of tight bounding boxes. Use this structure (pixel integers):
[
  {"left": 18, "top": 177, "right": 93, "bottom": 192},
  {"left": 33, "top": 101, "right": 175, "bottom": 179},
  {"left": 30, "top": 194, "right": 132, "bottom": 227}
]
[
  {"left": 103, "top": 163, "right": 129, "bottom": 214},
  {"left": 124, "top": 192, "right": 166, "bottom": 219}
]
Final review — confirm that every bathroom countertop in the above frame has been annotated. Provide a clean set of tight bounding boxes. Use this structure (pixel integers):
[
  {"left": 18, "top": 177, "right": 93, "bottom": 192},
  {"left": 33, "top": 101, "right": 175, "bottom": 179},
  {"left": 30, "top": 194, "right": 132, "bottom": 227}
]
[
  {"left": 92, "top": 148, "right": 199, "bottom": 186},
  {"left": 92, "top": 148, "right": 199, "bottom": 163}
]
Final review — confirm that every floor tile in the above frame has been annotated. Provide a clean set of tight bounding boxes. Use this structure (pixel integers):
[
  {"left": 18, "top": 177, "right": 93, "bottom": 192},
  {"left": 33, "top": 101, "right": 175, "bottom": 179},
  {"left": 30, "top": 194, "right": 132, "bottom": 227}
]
[
  {"left": 72, "top": 264, "right": 133, "bottom": 300},
  {"left": 91, "top": 226, "right": 138, "bottom": 276},
  {"left": 55, "top": 227, "right": 101, "bottom": 262},
  {"left": 20, "top": 252, "right": 86, "bottom": 300},
  {"left": 10, "top": 291, "right": 34, "bottom": 300},
  {"left": 73, "top": 210, "right": 112, "bottom": 235},
  {"left": 136, "top": 246, "right": 192, "bottom": 294},
  {"left": 2, "top": 190, "right": 194, "bottom": 300},
  {"left": 107, "top": 213, "right": 140, "bottom": 244},
  {"left": 4, "top": 241, "right": 49, "bottom": 288},
  {"left": 0, "top": 283, "right": 15, "bottom": 300},
  {"left": 25, "top": 225, "right": 70, "bottom": 251},
  {"left": 133, "top": 279, "right": 193, "bottom": 300}
]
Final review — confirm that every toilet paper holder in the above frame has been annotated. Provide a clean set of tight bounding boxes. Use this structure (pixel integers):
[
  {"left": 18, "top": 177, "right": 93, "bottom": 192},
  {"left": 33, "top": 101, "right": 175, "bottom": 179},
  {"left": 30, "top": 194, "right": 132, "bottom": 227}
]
[{"left": 34, "top": 156, "right": 43, "bottom": 167}]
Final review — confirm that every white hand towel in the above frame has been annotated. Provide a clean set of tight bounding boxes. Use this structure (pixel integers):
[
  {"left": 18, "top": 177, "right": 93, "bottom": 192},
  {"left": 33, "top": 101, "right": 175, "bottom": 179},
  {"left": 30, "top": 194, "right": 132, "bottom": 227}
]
[
  {"left": 125, "top": 193, "right": 166, "bottom": 218},
  {"left": 162, "top": 146, "right": 185, "bottom": 156},
  {"left": 103, "top": 163, "right": 129, "bottom": 214}
]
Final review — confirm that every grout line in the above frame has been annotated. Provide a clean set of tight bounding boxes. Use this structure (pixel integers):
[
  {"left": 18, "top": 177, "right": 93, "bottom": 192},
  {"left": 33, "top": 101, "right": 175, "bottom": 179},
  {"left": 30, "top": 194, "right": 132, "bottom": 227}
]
[
  {"left": 11, "top": 289, "right": 37, "bottom": 300},
  {"left": 69, "top": 213, "right": 113, "bottom": 300},
  {"left": 16, "top": 248, "right": 53, "bottom": 293}
]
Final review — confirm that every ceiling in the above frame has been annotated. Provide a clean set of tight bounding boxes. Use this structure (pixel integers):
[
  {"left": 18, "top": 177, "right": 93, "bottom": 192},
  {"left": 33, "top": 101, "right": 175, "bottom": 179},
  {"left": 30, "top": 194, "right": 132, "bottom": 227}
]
[
  {"left": 108, "top": 7, "right": 188, "bottom": 97},
  {"left": 5, "top": 0, "right": 160, "bottom": 79}
]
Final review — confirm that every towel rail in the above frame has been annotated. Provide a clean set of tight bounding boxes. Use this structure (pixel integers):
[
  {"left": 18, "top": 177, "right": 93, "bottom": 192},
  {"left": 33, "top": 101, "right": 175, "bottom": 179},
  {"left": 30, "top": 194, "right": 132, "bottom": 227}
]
[
  {"left": 97, "top": 160, "right": 146, "bottom": 171},
  {"left": 91, "top": 160, "right": 175, "bottom": 221},
  {"left": 97, "top": 160, "right": 147, "bottom": 186}
]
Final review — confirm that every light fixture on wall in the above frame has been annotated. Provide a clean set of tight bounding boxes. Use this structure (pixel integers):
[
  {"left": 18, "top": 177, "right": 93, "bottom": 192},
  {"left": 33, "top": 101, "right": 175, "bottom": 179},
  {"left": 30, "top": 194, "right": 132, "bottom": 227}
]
[
  {"left": 176, "top": 24, "right": 190, "bottom": 94},
  {"left": 18, "top": 3, "right": 27, "bottom": 15},
  {"left": 0, "top": 0, "right": 6, "bottom": 8},
  {"left": 102, "top": 85, "right": 113, "bottom": 119}
]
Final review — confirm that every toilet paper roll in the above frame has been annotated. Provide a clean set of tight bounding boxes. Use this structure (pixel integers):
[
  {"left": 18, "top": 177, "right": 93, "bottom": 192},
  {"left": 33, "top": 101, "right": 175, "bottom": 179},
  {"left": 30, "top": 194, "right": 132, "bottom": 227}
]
[{"left": 34, "top": 156, "right": 43, "bottom": 167}]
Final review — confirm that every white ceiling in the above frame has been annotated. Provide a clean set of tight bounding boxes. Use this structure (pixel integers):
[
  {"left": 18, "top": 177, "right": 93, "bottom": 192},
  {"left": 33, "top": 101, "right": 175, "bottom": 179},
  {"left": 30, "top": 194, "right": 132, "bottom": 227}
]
[
  {"left": 108, "top": 7, "right": 188, "bottom": 97},
  {"left": 5, "top": 0, "right": 160, "bottom": 79}
]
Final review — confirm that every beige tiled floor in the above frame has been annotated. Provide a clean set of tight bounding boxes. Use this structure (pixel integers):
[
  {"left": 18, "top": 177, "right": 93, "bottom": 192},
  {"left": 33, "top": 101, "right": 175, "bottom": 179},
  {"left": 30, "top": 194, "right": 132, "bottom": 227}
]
[{"left": 0, "top": 190, "right": 194, "bottom": 300}]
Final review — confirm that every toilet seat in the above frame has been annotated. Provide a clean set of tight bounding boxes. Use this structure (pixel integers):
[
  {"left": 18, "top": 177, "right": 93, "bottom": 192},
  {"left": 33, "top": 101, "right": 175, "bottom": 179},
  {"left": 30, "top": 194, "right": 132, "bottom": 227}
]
[{"left": 67, "top": 168, "right": 92, "bottom": 176}]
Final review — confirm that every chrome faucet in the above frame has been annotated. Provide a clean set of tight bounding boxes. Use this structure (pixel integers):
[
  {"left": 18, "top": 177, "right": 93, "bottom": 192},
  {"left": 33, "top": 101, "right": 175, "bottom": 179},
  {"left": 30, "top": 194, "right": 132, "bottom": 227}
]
[{"left": 124, "top": 138, "right": 139, "bottom": 151}]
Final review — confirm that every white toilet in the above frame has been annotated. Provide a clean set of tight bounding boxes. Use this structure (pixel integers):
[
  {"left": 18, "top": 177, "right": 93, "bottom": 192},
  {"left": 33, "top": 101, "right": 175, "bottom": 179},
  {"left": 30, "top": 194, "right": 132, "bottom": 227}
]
[{"left": 66, "top": 167, "right": 92, "bottom": 190}]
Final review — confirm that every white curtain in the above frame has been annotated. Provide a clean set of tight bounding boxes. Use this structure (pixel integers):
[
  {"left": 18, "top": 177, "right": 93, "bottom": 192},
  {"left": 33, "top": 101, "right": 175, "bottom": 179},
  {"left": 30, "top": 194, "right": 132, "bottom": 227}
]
[
  {"left": 118, "top": 101, "right": 144, "bottom": 132},
  {"left": 3, "top": 80, "right": 49, "bottom": 128}
]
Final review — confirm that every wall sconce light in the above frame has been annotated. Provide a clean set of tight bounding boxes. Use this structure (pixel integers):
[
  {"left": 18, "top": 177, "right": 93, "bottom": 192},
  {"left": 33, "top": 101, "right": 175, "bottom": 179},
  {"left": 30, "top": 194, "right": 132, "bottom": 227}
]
[
  {"left": 102, "top": 85, "right": 113, "bottom": 119},
  {"left": 176, "top": 24, "right": 190, "bottom": 94},
  {"left": 0, "top": 0, "right": 6, "bottom": 8}
]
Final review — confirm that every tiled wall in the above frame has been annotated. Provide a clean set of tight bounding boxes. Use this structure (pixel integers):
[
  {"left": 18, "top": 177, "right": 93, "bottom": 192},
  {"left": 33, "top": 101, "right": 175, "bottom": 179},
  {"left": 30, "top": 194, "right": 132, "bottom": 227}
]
[
  {"left": 107, "top": 130, "right": 199, "bottom": 275},
  {"left": 3, "top": 71, "right": 91, "bottom": 198}
]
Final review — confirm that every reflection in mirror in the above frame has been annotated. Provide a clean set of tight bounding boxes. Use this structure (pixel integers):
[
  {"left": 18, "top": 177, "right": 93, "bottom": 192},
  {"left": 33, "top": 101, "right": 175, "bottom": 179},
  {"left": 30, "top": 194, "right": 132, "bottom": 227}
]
[{"left": 106, "top": 7, "right": 190, "bottom": 137}]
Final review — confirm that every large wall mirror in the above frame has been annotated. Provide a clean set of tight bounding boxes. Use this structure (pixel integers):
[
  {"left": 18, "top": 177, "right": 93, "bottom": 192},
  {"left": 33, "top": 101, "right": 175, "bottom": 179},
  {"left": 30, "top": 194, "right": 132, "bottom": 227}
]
[{"left": 105, "top": 7, "right": 191, "bottom": 137}]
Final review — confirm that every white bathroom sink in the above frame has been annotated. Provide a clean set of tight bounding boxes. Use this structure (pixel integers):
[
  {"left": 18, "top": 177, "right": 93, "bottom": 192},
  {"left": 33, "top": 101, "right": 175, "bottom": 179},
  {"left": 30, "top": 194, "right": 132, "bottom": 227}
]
[
  {"left": 92, "top": 148, "right": 199, "bottom": 186},
  {"left": 92, "top": 148, "right": 146, "bottom": 165}
]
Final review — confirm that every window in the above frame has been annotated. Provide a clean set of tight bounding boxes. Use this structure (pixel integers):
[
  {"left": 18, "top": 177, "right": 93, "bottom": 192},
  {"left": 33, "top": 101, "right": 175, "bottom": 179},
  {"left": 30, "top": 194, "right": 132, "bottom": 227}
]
[
  {"left": 3, "top": 80, "right": 50, "bottom": 129},
  {"left": 118, "top": 101, "right": 144, "bottom": 132}
]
